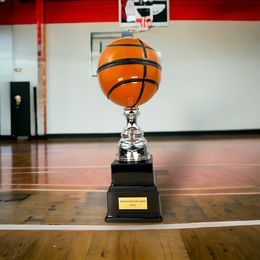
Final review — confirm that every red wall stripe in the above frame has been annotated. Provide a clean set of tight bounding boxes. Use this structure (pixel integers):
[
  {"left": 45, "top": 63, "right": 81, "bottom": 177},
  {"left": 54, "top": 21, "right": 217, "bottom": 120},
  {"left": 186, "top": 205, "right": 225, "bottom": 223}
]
[
  {"left": 171, "top": 0, "right": 260, "bottom": 21},
  {"left": 1, "top": 0, "right": 260, "bottom": 25}
]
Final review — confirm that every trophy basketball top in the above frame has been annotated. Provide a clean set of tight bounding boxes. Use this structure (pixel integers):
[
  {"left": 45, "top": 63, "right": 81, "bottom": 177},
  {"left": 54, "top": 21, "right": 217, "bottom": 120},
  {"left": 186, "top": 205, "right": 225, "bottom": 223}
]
[{"left": 97, "top": 37, "right": 161, "bottom": 108}]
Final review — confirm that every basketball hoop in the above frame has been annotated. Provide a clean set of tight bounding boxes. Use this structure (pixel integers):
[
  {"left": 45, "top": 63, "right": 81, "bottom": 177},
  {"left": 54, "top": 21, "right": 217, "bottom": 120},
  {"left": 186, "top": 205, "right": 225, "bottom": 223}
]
[{"left": 135, "top": 17, "right": 152, "bottom": 31}]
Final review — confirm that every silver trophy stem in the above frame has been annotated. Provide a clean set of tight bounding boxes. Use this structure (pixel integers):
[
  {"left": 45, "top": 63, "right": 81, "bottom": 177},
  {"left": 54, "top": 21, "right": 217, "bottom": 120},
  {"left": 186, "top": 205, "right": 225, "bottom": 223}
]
[{"left": 117, "top": 108, "right": 151, "bottom": 162}]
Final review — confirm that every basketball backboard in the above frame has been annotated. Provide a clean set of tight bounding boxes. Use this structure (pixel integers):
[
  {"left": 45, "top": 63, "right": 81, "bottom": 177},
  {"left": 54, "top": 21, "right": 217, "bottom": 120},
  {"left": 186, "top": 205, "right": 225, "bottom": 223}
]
[{"left": 119, "top": 0, "right": 169, "bottom": 30}]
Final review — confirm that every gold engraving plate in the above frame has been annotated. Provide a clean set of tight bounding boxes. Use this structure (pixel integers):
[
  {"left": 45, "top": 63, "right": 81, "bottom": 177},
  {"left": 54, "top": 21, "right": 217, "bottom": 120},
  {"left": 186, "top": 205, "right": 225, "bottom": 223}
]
[{"left": 118, "top": 197, "right": 148, "bottom": 210}]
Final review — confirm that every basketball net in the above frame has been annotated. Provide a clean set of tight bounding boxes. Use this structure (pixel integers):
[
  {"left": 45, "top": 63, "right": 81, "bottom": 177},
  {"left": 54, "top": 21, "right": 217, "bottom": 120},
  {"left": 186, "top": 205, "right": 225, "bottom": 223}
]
[{"left": 135, "top": 17, "right": 151, "bottom": 31}]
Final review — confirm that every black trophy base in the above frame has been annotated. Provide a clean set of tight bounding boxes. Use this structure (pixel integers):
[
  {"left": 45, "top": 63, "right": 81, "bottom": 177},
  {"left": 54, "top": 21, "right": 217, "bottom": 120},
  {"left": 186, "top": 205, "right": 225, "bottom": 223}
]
[
  {"left": 106, "top": 216, "right": 162, "bottom": 223},
  {"left": 105, "top": 158, "right": 163, "bottom": 223}
]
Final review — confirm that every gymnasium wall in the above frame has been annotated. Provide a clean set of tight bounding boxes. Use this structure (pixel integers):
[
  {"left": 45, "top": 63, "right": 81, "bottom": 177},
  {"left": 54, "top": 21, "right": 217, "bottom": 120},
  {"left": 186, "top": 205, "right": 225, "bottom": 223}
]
[
  {"left": 2, "top": 21, "right": 259, "bottom": 134},
  {"left": 0, "top": 25, "right": 37, "bottom": 135},
  {"left": 0, "top": 26, "right": 12, "bottom": 135},
  {"left": 1, "top": 0, "right": 260, "bottom": 135}
]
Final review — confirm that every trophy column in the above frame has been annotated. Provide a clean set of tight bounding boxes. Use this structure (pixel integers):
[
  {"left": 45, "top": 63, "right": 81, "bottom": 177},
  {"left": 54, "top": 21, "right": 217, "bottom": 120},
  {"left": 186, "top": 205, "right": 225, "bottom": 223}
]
[{"left": 105, "top": 108, "right": 163, "bottom": 222}]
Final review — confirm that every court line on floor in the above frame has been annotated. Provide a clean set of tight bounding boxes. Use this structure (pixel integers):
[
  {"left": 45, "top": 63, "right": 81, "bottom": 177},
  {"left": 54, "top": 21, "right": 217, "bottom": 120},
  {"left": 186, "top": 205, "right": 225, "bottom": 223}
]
[
  {"left": 1, "top": 188, "right": 260, "bottom": 196},
  {"left": 2, "top": 164, "right": 260, "bottom": 169},
  {"left": 0, "top": 220, "right": 259, "bottom": 231},
  {"left": 1, "top": 184, "right": 257, "bottom": 190},
  {"left": 160, "top": 186, "right": 258, "bottom": 191},
  {"left": 1, "top": 184, "right": 109, "bottom": 187},
  {"left": 160, "top": 192, "right": 260, "bottom": 196},
  {"left": 0, "top": 188, "right": 107, "bottom": 193}
]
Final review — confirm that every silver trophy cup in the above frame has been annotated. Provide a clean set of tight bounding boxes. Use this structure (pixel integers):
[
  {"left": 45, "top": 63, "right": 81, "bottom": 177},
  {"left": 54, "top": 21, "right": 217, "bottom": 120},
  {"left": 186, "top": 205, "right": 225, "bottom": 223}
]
[{"left": 117, "top": 108, "right": 151, "bottom": 162}]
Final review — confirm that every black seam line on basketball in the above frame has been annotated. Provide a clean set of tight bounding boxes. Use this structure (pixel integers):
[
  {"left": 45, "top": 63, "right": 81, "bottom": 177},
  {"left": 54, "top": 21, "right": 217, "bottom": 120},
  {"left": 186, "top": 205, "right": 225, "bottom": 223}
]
[
  {"left": 107, "top": 44, "right": 155, "bottom": 51},
  {"left": 137, "top": 39, "right": 148, "bottom": 59},
  {"left": 132, "top": 66, "right": 147, "bottom": 108},
  {"left": 107, "top": 78, "right": 158, "bottom": 99},
  {"left": 131, "top": 39, "right": 147, "bottom": 108},
  {"left": 97, "top": 58, "right": 161, "bottom": 74}
]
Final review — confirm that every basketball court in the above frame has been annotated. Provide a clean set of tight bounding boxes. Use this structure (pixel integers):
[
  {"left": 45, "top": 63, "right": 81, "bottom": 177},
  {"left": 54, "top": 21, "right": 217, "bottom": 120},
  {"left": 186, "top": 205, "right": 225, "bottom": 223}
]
[
  {"left": 1, "top": 136, "right": 260, "bottom": 258},
  {"left": 1, "top": 0, "right": 260, "bottom": 259}
]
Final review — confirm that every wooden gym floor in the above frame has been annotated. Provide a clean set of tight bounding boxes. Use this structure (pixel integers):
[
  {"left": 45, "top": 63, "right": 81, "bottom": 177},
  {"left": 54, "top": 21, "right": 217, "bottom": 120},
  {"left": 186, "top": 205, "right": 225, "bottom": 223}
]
[{"left": 0, "top": 135, "right": 260, "bottom": 259}]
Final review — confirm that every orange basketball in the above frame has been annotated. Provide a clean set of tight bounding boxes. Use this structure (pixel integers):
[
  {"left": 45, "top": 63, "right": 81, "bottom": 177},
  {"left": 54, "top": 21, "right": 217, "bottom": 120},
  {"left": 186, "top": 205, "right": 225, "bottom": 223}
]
[{"left": 97, "top": 37, "right": 161, "bottom": 108}]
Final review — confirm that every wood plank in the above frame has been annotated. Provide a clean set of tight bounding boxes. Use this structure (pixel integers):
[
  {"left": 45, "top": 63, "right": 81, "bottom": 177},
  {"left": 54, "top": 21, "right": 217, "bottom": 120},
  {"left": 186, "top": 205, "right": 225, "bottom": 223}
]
[
  {"left": 0, "top": 191, "right": 260, "bottom": 225},
  {"left": 160, "top": 194, "right": 260, "bottom": 224},
  {"left": 0, "top": 230, "right": 190, "bottom": 260},
  {"left": 2, "top": 137, "right": 260, "bottom": 193},
  {"left": 2, "top": 165, "right": 260, "bottom": 190},
  {"left": 181, "top": 226, "right": 260, "bottom": 260},
  {"left": 2, "top": 136, "right": 260, "bottom": 169},
  {"left": 193, "top": 194, "right": 260, "bottom": 221}
]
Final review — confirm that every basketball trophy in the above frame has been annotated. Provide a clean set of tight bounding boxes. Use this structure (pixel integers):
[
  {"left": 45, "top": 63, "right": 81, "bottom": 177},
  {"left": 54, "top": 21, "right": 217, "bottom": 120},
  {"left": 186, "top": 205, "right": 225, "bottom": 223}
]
[{"left": 97, "top": 37, "right": 163, "bottom": 222}]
